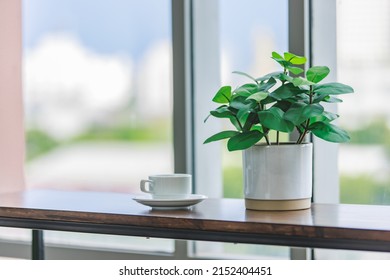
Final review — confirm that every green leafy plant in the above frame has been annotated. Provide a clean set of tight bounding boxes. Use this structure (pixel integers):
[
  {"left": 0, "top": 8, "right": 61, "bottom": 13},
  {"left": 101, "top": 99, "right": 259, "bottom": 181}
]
[{"left": 204, "top": 51, "right": 354, "bottom": 151}]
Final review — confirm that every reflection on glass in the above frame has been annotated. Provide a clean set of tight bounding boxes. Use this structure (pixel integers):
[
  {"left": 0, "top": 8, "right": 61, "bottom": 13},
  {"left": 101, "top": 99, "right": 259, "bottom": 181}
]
[
  {"left": 337, "top": 0, "right": 390, "bottom": 206},
  {"left": 21, "top": 0, "right": 174, "bottom": 253}
]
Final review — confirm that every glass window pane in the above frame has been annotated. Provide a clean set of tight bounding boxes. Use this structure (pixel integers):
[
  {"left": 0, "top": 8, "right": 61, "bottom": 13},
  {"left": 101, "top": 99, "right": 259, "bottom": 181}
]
[
  {"left": 337, "top": 0, "right": 390, "bottom": 206},
  {"left": 315, "top": 0, "right": 390, "bottom": 260},
  {"left": 21, "top": 0, "right": 174, "bottom": 253}
]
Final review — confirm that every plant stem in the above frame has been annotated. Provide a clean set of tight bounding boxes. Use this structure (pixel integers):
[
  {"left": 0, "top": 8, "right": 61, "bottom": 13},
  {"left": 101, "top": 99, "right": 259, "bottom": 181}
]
[
  {"left": 297, "top": 120, "right": 310, "bottom": 144},
  {"left": 234, "top": 115, "right": 243, "bottom": 131},
  {"left": 276, "top": 131, "right": 280, "bottom": 145},
  {"left": 297, "top": 85, "right": 313, "bottom": 144},
  {"left": 265, "top": 134, "right": 271, "bottom": 145}
]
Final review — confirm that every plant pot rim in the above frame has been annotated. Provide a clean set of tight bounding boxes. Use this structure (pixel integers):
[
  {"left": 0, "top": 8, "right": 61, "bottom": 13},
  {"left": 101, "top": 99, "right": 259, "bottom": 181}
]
[{"left": 253, "top": 142, "right": 312, "bottom": 147}]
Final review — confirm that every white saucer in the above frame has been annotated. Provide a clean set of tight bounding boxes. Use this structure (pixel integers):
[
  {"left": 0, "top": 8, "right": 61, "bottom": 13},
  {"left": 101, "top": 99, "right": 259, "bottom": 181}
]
[{"left": 133, "top": 194, "right": 207, "bottom": 210}]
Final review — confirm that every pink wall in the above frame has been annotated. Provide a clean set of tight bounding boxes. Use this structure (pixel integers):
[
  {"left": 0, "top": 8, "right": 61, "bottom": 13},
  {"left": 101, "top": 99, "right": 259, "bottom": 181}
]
[{"left": 0, "top": 0, "right": 25, "bottom": 192}]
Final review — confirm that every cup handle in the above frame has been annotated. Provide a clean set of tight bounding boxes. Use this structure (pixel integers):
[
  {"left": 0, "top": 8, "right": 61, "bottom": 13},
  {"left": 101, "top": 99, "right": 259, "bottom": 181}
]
[{"left": 140, "top": 179, "right": 153, "bottom": 194}]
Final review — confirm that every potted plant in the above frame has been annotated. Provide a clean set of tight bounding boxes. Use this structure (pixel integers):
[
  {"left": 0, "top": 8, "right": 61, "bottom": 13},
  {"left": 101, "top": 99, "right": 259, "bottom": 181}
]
[{"left": 204, "top": 51, "right": 354, "bottom": 211}]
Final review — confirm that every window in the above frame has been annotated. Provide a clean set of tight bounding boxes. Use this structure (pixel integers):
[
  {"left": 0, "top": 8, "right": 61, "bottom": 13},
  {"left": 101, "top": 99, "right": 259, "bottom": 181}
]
[
  {"left": 2, "top": 0, "right": 175, "bottom": 256},
  {"left": 1, "top": 0, "right": 305, "bottom": 260},
  {"left": 195, "top": 0, "right": 290, "bottom": 259},
  {"left": 23, "top": 0, "right": 173, "bottom": 195},
  {"left": 311, "top": 0, "right": 390, "bottom": 260},
  {"left": 336, "top": 0, "right": 390, "bottom": 206}
]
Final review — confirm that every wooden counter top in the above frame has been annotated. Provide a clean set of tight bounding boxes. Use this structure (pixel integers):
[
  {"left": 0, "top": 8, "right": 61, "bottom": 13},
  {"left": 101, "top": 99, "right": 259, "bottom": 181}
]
[{"left": 0, "top": 189, "right": 389, "bottom": 252}]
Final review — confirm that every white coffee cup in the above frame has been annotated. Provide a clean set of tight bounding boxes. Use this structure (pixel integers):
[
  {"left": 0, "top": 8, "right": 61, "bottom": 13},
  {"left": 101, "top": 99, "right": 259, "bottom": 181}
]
[{"left": 140, "top": 174, "right": 192, "bottom": 199}]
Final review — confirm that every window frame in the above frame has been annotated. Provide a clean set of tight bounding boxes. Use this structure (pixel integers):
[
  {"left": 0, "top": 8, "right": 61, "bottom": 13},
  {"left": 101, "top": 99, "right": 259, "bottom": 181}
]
[{"left": 310, "top": 0, "right": 339, "bottom": 204}]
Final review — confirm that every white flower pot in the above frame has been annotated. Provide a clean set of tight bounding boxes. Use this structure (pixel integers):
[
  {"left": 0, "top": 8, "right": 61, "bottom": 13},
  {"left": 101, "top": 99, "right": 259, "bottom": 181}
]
[{"left": 243, "top": 143, "right": 313, "bottom": 211}]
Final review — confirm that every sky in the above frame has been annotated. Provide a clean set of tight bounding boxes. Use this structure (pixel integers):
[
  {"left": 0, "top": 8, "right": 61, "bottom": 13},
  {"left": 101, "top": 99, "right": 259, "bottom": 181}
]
[
  {"left": 22, "top": 0, "right": 288, "bottom": 67},
  {"left": 22, "top": 0, "right": 171, "bottom": 60}
]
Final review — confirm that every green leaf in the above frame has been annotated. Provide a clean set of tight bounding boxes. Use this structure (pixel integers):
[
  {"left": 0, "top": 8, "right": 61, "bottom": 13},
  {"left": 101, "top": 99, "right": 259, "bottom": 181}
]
[
  {"left": 210, "top": 106, "right": 234, "bottom": 118},
  {"left": 212, "top": 86, "right": 232, "bottom": 103},
  {"left": 271, "top": 51, "right": 284, "bottom": 60},
  {"left": 313, "top": 82, "right": 354, "bottom": 95},
  {"left": 313, "top": 93, "right": 343, "bottom": 103},
  {"left": 324, "top": 96, "right": 343, "bottom": 103},
  {"left": 258, "top": 77, "right": 277, "bottom": 91},
  {"left": 233, "top": 83, "right": 259, "bottom": 98},
  {"left": 312, "top": 93, "right": 329, "bottom": 103},
  {"left": 284, "top": 52, "right": 307, "bottom": 65},
  {"left": 246, "top": 91, "right": 268, "bottom": 102},
  {"left": 256, "top": 71, "right": 283, "bottom": 82},
  {"left": 258, "top": 107, "right": 294, "bottom": 133},
  {"left": 234, "top": 96, "right": 260, "bottom": 127},
  {"left": 270, "top": 83, "right": 308, "bottom": 100},
  {"left": 204, "top": 131, "right": 240, "bottom": 144},
  {"left": 287, "top": 93, "right": 310, "bottom": 104},
  {"left": 286, "top": 65, "right": 304, "bottom": 75},
  {"left": 232, "top": 71, "right": 258, "bottom": 83},
  {"left": 229, "top": 96, "right": 257, "bottom": 111},
  {"left": 292, "top": 77, "right": 315, "bottom": 87},
  {"left": 309, "top": 122, "right": 350, "bottom": 143},
  {"left": 273, "top": 58, "right": 290, "bottom": 68},
  {"left": 250, "top": 124, "right": 263, "bottom": 133},
  {"left": 271, "top": 52, "right": 290, "bottom": 69},
  {"left": 277, "top": 73, "right": 294, "bottom": 83},
  {"left": 227, "top": 130, "right": 263, "bottom": 151},
  {"left": 283, "top": 104, "right": 306, "bottom": 125},
  {"left": 243, "top": 112, "right": 260, "bottom": 131},
  {"left": 284, "top": 104, "right": 324, "bottom": 125},
  {"left": 261, "top": 95, "right": 278, "bottom": 105},
  {"left": 273, "top": 100, "right": 292, "bottom": 112},
  {"left": 272, "top": 51, "right": 306, "bottom": 74},
  {"left": 228, "top": 116, "right": 242, "bottom": 131},
  {"left": 322, "top": 111, "right": 339, "bottom": 121},
  {"left": 302, "top": 104, "right": 324, "bottom": 118},
  {"left": 306, "top": 66, "right": 330, "bottom": 83},
  {"left": 310, "top": 111, "right": 339, "bottom": 124},
  {"left": 237, "top": 108, "right": 250, "bottom": 126}
]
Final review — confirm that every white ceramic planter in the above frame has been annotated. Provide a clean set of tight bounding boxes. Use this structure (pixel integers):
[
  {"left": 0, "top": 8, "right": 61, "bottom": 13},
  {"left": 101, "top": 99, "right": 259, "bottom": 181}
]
[{"left": 243, "top": 143, "right": 312, "bottom": 211}]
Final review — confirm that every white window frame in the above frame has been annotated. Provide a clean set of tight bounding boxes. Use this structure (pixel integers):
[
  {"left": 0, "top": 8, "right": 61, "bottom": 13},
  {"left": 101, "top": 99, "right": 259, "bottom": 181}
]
[
  {"left": 311, "top": 0, "right": 339, "bottom": 204},
  {"left": 172, "top": 0, "right": 223, "bottom": 198}
]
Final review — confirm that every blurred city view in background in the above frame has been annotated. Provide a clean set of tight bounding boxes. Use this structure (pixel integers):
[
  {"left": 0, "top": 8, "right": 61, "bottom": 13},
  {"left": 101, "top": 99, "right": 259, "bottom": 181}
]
[
  {"left": 21, "top": 0, "right": 176, "bottom": 254},
  {"left": 22, "top": 0, "right": 390, "bottom": 204},
  {"left": 23, "top": 0, "right": 174, "bottom": 194},
  {"left": 337, "top": 0, "right": 390, "bottom": 205}
]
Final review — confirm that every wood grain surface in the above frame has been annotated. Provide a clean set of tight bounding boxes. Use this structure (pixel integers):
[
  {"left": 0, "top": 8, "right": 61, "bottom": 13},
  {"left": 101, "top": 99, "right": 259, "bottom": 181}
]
[{"left": 0, "top": 189, "right": 389, "bottom": 248}]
